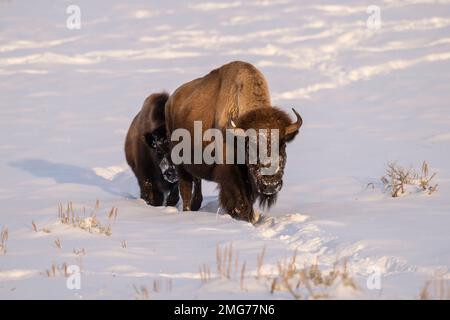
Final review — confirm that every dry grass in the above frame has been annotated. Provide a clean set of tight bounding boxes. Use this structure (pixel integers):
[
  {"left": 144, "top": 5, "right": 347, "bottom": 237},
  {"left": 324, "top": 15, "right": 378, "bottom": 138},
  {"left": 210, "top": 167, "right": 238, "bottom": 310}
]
[
  {"left": 199, "top": 264, "right": 211, "bottom": 283},
  {"left": 381, "top": 162, "right": 415, "bottom": 197},
  {"left": 73, "top": 248, "right": 86, "bottom": 256},
  {"left": 120, "top": 240, "right": 127, "bottom": 249},
  {"left": 199, "top": 242, "right": 248, "bottom": 288},
  {"left": 418, "top": 161, "right": 438, "bottom": 194},
  {"left": 43, "top": 248, "right": 85, "bottom": 278},
  {"left": 240, "top": 261, "right": 247, "bottom": 290},
  {"left": 31, "top": 220, "right": 51, "bottom": 234},
  {"left": 0, "top": 227, "right": 8, "bottom": 255},
  {"left": 271, "top": 252, "right": 358, "bottom": 299},
  {"left": 133, "top": 278, "right": 172, "bottom": 300},
  {"left": 54, "top": 238, "right": 62, "bottom": 249},
  {"left": 58, "top": 200, "right": 117, "bottom": 236},
  {"left": 381, "top": 161, "right": 437, "bottom": 197},
  {"left": 108, "top": 207, "right": 119, "bottom": 220},
  {"left": 256, "top": 246, "right": 266, "bottom": 279},
  {"left": 44, "top": 262, "right": 70, "bottom": 278},
  {"left": 420, "top": 276, "right": 450, "bottom": 300},
  {"left": 133, "top": 285, "right": 150, "bottom": 300},
  {"left": 197, "top": 245, "right": 359, "bottom": 298},
  {"left": 216, "top": 243, "right": 239, "bottom": 279}
]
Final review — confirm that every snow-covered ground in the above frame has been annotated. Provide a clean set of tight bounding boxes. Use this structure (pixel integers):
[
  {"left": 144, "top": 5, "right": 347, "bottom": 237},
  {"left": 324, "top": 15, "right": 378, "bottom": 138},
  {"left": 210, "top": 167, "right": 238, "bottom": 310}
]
[{"left": 1, "top": 0, "right": 450, "bottom": 299}]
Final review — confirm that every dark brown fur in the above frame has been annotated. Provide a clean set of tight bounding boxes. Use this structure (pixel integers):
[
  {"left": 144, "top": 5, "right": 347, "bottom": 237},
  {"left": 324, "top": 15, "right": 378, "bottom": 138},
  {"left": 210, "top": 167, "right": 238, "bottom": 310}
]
[
  {"left": 125, "top": 93, "right": 179, "bottom": 206},
  {"left": 165, "top": 61, "right": 302, "bottom": 222}
]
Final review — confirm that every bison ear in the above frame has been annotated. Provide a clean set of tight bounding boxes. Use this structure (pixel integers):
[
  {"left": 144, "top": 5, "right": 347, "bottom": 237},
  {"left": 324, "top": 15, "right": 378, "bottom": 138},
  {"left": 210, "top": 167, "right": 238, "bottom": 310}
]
[
  {"left": 284, "top": 130, "right": 299, "bottom": 143},
  {"left": 284, "top": 108, "right": 302, "bottom": 143},
  {"left": 142, "top": 133, "right": 158, "bottom": 149}
]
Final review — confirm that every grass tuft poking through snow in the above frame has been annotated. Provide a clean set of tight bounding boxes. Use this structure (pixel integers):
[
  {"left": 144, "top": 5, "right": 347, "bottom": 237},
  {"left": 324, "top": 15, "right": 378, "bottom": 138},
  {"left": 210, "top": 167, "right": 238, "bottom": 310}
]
[
  {"left": 199, "top": 264, "right": 212, "bottom": 284},
  {"left": 197, "top": 244, "right": 359, "bottom": 299},
  {"left": 256, "top": 246, "right": 266, "bottom": 280},
  {"left": 0, "top": 227, "right": 8, "bottom": 255},
  {"left": 420, "top": 275, "right": 450, "bottom": 300},
  {"left": 216, "top": 243, "right": 240, "bottom": 279},
  {"left": 31, "top": 220, "right": 51, "bottom": 234},
  {"left": 270, "top": 251, "right": 358, "bottom": 300},
  {"left": 133, "top": 279, "right": 173, "bottom": 300},
  {"left": 381, "top": 161, "right": 438, "bottom": 197},
  {"left": 54, "top": 238, "right": 62, "bottom": 250},
  {"left": 199, "top": 243, "right": 249, "bottom": 289},
  {"left": 31, "top": 221, "right": 38, "bottom": 233},
  {"left": 43, "top": 262, "right": 70, "bottom": 278},
  {"left": 57, "top": 201, "right": 118, "bottom": 236},
  {"left": 133, "top": 285, "right": 150, "bottom": 300}
]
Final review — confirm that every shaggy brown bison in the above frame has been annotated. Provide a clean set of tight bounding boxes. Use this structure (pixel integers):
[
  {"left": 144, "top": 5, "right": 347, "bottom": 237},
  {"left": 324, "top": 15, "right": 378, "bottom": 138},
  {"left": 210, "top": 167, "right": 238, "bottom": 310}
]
[
  {"left": 125, "top": 92, "right": 179, "bottom": 206},
  {"left": 165, "top": 61, "right": 302, "bottom": 222}
]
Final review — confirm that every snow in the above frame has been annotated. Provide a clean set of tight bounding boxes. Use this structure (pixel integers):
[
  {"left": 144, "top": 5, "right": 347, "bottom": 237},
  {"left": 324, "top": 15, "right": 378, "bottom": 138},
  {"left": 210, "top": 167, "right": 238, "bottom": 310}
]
[{"left": 1, "top": 0, "right": 450, "bottom": 299}]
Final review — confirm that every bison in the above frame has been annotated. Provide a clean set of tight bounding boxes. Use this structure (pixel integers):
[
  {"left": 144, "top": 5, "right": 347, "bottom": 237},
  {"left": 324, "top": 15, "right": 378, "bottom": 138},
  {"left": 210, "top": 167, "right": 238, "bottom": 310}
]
[
  {"left": 125, "top": 92, "right": 179, "bottom": 207},
  {"left": 165, "top": 61, "right": 302, "bottom": 222}
]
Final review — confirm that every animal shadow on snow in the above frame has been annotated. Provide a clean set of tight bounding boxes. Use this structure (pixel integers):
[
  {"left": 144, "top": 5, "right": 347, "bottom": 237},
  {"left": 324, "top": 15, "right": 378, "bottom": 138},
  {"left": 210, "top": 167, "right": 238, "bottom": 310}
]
[
  {"left": 10, "top": 159, "right": 225, "bottom": 212},
  {"left": 10, "top": 159, "right": 137, "bottom": 198}
]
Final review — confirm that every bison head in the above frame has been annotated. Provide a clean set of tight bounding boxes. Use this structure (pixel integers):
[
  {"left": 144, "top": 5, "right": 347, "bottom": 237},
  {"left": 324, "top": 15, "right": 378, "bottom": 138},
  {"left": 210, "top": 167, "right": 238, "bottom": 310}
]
[
  {"left": 231, "top": 107, "right": 302, "bottom": 208},
  {"left": 143, "top": 126, "right": 178, "bottom": 184}
]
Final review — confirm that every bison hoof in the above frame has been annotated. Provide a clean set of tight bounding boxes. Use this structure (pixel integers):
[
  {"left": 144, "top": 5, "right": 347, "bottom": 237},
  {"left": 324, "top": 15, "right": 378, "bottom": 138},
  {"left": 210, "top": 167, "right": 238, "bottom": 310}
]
[
  {"left": 230, "top": 207, "right": 254, "bottom": 223},
  {"left": 166, "top": 192, "right": 180, "bottom": 207},
  {"left": 145, "top": 198, "right": 163, "bottom": 207},
  {"left": 190, "top": 196, "right": 203, "bottom": 211},
  {"left": 166, "top": 198, "right": 179, "bottom": 207}
]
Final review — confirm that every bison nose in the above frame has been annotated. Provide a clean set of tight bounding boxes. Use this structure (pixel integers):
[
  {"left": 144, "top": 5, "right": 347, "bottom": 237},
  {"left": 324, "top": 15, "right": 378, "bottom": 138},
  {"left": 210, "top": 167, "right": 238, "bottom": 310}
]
[
  {"left": 165, "top": 169, "right": 178, "bottom": 183},
  {"left": 161, "top": 165, "right": 178, "bottom": 183},
  {"left": 260, "top": 180, "right": 282, "bottom": 195}
]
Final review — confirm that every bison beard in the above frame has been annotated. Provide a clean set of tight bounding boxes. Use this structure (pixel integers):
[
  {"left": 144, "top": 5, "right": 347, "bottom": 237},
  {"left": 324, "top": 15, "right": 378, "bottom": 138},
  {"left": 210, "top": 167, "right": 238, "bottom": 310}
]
[
  {"left": 259, "top": 193, "right": 278, "bottom": 210},
  {"left": 165, "top": 61, "right": 302, "bottom": 222}
]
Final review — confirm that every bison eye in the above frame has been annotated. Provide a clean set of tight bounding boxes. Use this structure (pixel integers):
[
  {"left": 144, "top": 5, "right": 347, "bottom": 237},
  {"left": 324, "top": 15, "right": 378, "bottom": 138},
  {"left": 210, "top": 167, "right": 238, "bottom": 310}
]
[
  {"left": 143, "top": 133, "right": 159, "bottom": 149},
  {"left": 156, "top": 137, "right": 169, "bottom": 149}
]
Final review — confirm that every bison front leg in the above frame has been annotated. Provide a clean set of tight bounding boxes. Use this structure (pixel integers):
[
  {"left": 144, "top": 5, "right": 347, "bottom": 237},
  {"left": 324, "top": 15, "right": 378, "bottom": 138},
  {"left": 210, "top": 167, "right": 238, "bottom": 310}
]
[
  {"left": 139, "top": 179, "right": 164, "bottom": 206},
  {"left": 178, "top": 168, "right": 203, "bottom": 211},
  {"left": 218, "top": 183, "right": 254, "bottom": 222},
  {"left": 191, "top": 178, "right": 203, "bottom": 211},
  {"left": 139, "top": 178, "right": 153, "bottom": 203},
  {"left": 219, "top": 190, "right": 255, "bottom": 222},
  {"left": 166, "top": 183, "right": 180, "bottom": 207},
  {"left": 215, "top": 167, "right": 254, "bottom": 222},
  {"left": 178, "top": 167, "right": 193, "bottom": 211}
]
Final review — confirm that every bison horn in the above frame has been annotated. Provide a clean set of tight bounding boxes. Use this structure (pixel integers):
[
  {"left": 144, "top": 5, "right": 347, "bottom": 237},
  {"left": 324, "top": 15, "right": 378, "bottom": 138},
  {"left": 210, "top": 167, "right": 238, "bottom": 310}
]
[
  {"left": 285, "top": 108, "right": 303, "bottom": 136},
  {"left": 229, "top": 119, "right": 247, "bottom": 137}
]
